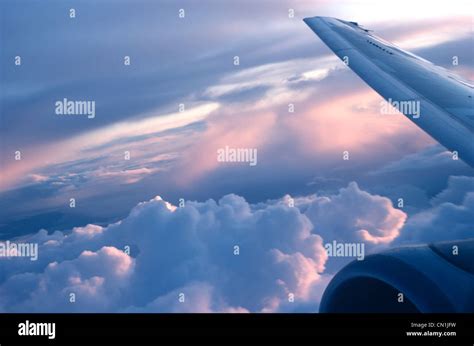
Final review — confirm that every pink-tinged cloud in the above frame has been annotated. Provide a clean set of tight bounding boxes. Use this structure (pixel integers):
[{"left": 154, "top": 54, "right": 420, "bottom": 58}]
[
  {"left": 284, "top": 90, "right": 434, "bottom": 156},
  {"left": 0, "top": 103, "right": 218, "bottom": 191},
  {"left": 175, "top": 110, "right": 278, "bottom": 184},
  {"left": 379, "top": 16, "right": 473, "bottom": 49},
  {"left": 305, "top": 182, "right": 406, "bottom": 247},
  {"left": 174, "top": 88, "right": 435, "bottom": 187},
  {"left": 0, "top": 182, "right": 410, "bottom": 312}
]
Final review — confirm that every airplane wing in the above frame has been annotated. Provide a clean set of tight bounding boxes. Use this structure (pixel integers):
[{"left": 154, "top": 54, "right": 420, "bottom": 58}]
[{"left": 304, "top": 17, "right": 474, "bottom": 167}]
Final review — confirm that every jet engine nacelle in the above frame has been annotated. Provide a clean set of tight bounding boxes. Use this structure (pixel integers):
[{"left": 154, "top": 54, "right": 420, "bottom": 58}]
[{"left": 320, "top": 239, "right": 474, "bottom": 312}]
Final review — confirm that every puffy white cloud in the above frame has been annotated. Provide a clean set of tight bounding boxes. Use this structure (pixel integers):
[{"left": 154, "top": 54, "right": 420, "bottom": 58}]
[
  {"left": 0, "top": 194, "right": 326, "bottom": 312},
  {"left": 397, "top": 176, "right": 474, "bottom": 244},
  {"left": 0, "top": 247, "right": 134, "bottom": 312},
  {"left": 0, "top": 183, "right": 410, "bottom": 312},
  {"left": 305, "top": 182, "right": 406, "bottom": 245},
  {"left": 301, "top": 182, "right": 407, "bottom": 273}
]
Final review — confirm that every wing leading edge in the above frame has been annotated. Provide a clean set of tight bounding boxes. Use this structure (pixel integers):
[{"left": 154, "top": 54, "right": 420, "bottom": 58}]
[{"left": 304, "top": 16, "right": 474, "bottom": 167}]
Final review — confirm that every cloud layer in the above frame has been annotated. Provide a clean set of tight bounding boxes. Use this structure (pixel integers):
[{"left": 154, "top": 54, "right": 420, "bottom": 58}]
[
  {"left": 0, "top": 194, "right": 325, "bottom": 312},
  {"left": 0, "top": 182, "right": 410, "bottom": 312},
  {"left": 2, "top": 175, "right": 472, "bottom": 312}
]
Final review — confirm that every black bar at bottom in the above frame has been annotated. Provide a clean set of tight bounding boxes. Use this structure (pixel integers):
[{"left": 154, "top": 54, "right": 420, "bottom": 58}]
[{"left": 0, "top": 313, "right": 472, "bottom": 345}]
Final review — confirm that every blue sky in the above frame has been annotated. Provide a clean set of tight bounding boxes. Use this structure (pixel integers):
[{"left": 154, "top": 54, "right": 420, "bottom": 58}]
[{"left": 0, "top": 0, "right": 473, "bottom": 312}]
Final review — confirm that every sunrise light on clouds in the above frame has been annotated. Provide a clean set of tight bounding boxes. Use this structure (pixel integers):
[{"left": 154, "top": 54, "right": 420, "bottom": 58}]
[{"left": 0, "top": 0, "right": 473, "bottom": 318}]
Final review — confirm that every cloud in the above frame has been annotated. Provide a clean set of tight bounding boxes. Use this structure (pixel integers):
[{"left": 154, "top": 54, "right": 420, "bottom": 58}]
[
  {"left": 175, "top": 109, "right": 277, "bottom": 184},
  {"left": 370, "top": 145, "right": 466, "bottom": 175},
  {"left": 0, "top": 246, "right": 134, "bottom": 312},
  {"left": 305, "top": 182, "right": 406, "bottom": 245},
  {"left": 0, "top": 103, "right": 218, "bottom": 191},
  {"left": 0, "top": 1, "right": 472, "bottom": 316},
  {"left": 396, "top": 176, "right": 474, "bottom": 244},
  {"left": 431, "top": 176, "right": 474, "bottom": 206},
  {"left": 0, "top": 193, "right": 328, "bottom": 312},
  {"left": 125, "top": 281, "right": 250, "bottom": 313},
  {"left": 364, "top": 146, "right": 474, "bottom": 214},
  {"left": 386, "top": 16, "right": 472, "bottom": 50},
  {"left": 202, "top": 56, "right": 338, "bottom": 100},
  {"left": 4, "top": 177, "right": 473, "bottom": 312},
  {"left": 3, "top": 1, "right": 473, "bottom": 237},
  {"left": 0, "top": 182, "right": 410, "bottom": 312}
]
